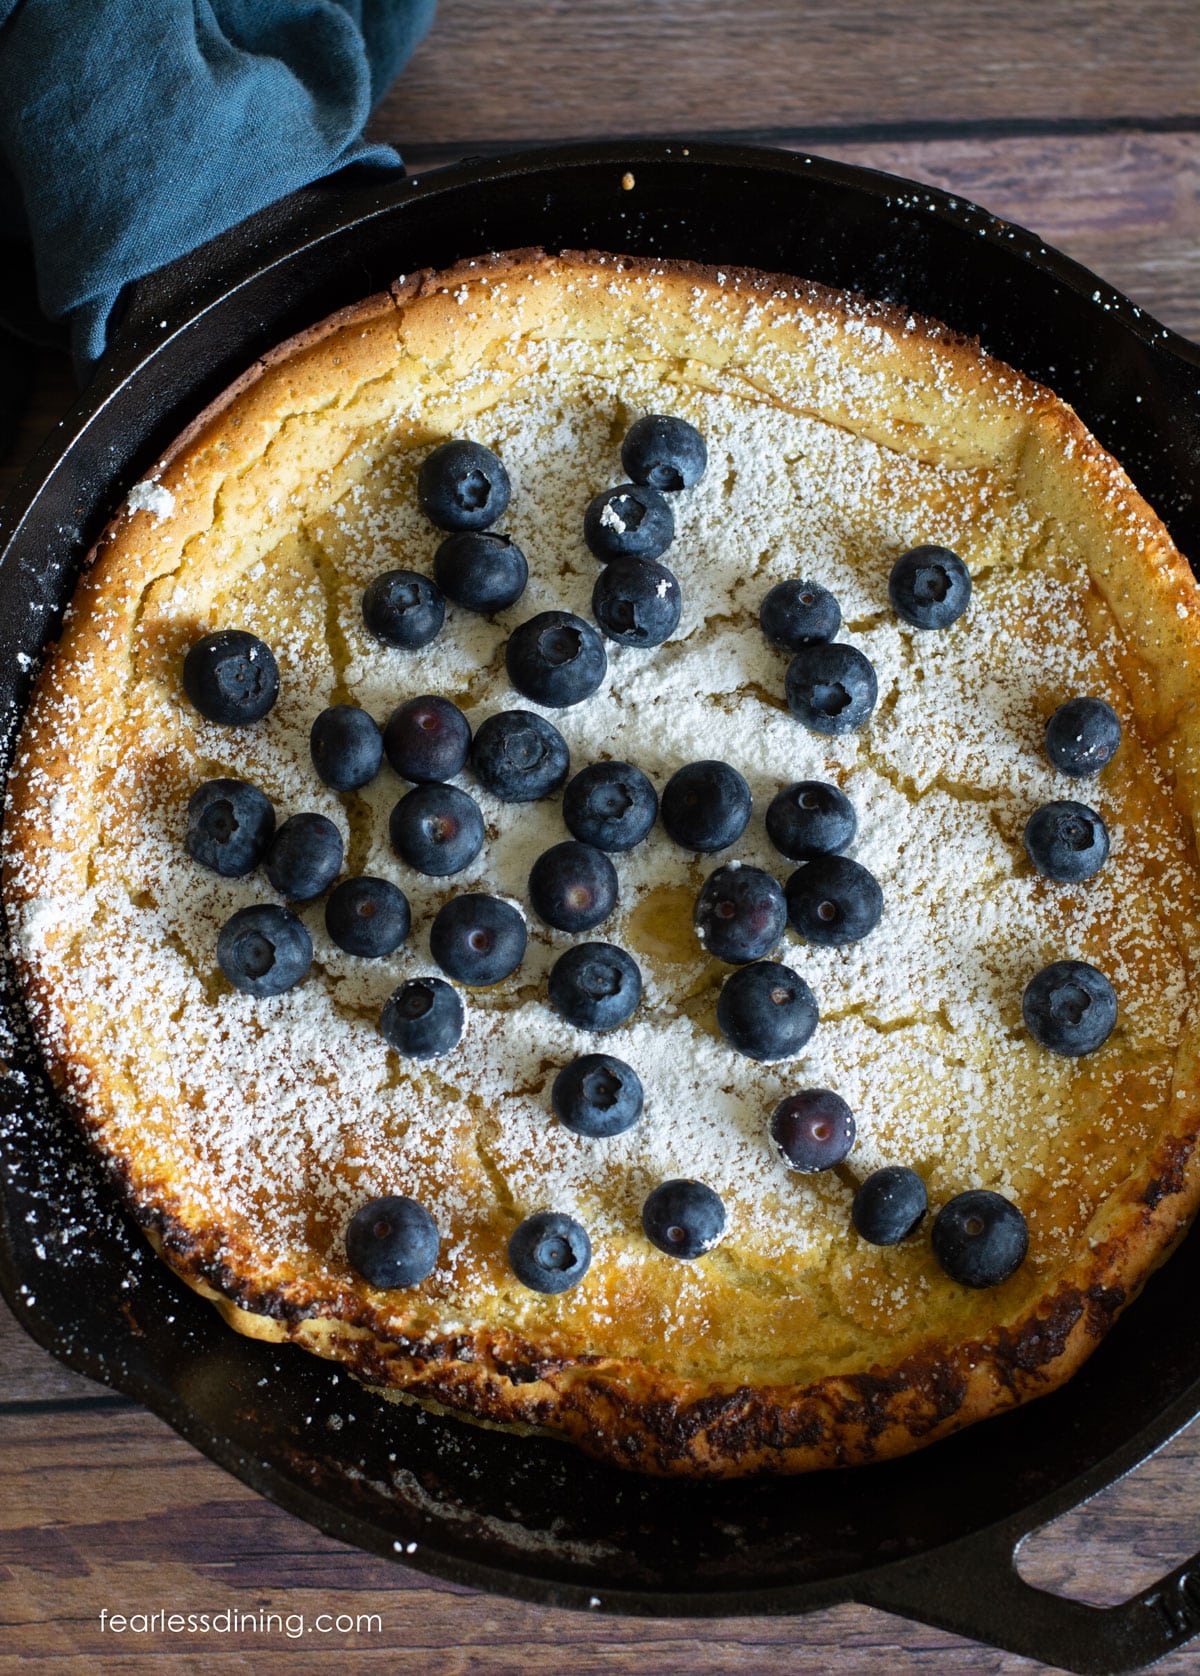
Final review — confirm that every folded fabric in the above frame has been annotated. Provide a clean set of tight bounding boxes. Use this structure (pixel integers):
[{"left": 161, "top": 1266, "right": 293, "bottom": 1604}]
[{"left": 0, "top": 0, "right": 435, "bottom": 374}]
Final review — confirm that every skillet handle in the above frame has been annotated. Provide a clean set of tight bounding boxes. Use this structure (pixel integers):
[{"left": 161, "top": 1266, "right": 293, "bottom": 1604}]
[{"left": 859, "top": 1518, "right": 1200, "bottom": 1676}]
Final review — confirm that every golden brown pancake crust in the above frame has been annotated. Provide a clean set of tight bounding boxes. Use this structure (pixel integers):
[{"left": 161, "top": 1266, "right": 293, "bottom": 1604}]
[{"left": 6, "top": 250, "right": 1200, "bottom": 1476}]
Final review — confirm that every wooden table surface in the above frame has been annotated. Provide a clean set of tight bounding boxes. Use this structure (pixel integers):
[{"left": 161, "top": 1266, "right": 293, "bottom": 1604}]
[{"left": 4, "top": 3, "right": 1200, "bottom": 1671}]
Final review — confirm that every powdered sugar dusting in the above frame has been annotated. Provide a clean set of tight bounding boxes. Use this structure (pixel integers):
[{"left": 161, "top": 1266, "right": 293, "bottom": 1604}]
[
  {"left": 127, "top": 479, "right": 176, "bottom": 523},
  {"left": 8, "top": 289, "right": 1200, "bottom": 1385}
]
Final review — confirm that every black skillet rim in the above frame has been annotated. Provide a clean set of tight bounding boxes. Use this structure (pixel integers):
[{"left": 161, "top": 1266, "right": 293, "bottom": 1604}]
[{"left": 3, "top": 141, "right": 1200, "bottom": 1672}]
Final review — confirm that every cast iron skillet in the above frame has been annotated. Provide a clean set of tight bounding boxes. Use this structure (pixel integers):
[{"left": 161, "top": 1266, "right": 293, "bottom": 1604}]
[{"left": 3, "top": 143, "right": 1200, "bottom": 1676}]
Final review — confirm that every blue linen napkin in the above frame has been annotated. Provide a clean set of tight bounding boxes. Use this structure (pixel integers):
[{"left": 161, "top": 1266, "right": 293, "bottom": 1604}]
[{"left": 0, "top": 0, "right": 435, "bottom": 375}]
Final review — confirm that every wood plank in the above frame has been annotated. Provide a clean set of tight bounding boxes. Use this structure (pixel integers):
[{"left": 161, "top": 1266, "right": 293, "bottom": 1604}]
[
  {"left": 373, "top": 0, "right": 1200, "bottom": 147},
  {"left": 800, "top": 131, "right": 1200, "bottom": 345},
  {"left": 397, "top": 130, "right": 1200, "bottom": 346},
  {"left": 1, "top": 1403, "right": 1200, "bottom": 1672},
  {"left": 0, "top": 1309, "right": 118, "bottom": 1407},
  {"left": 1018, "top": 1420, "right": 1200, "bottom": 1606}
]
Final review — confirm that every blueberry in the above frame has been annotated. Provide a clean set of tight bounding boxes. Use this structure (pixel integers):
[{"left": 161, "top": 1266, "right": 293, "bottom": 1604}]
[
  {"left": 434, "top": 530, "right": 528, "bottom": 613},
  {"left": 785, "top": 643, "right": 878, "bottom": 734},
  {"left": 217, "top": 904, "right": 312, "bottom": 996},
  {"left": 325, "top": 876, "right": 410, "bottom": 957},
  {"left": 380, "top": 976, "right": 464, "bottom": 1059},
  {"left": 562, "top": 760, "right": 658, "bottom": 852},
  {"left": 345, "top": 1195, "right": 439, "bottom": 1289},
  {"left": 266, "top": 812, "right": 344, "bottom": 900},
  {"left": 362, "top": 569, "right": 445, "bottom": 649},
  {"left": 694, "top": 864, "right": 786, "bottom": 964},
  {"left": 505, "top": 611, "right": 608, "bottom": 708},
  {"left": 621, "top": 414, "right": 708, "bottom": 492},
  {"left": 932, "top": 1190, "right": 1029, "bottom": 1288},
  {"left": 552, "top": 1053, "right": 643, "bottom": 1138},
  {"left": 1045, "top": 697, "right": 1122, "bottom": 778},
  {"left": 760, "top": 579, "right": 841, "bottom": 650},
  {"left": 310, "top": 704, "right": 383, "bottom": 792},
  {"left": 642, "top": 1179, "right": 726, "bottom": 1259},
  {"left": 716, "top": 961, "right": 818, "bottom": 1061},
  {"left": 851, "top": 1167, "right": 928, "bottom": 1245},
  {"left": 508, "top": 1210, "right": 592, "bottom": 1293},
  {"left": 548, "top": 942, "right": 642, "bottom": 1032},
  {"left": 592, "top": 556, "right": 681, "bottom": 647},
  {"left": 429, "top": 893, "right": 526, "bottom": 986},
  {"left": 183, "top": 629, "right": 279, "bottom": 725},
  {"left": 470, "top": 709, "right": 569, "bottom": 802},
  {"left": 766, "top": 780, "right": 857, "bottom": 861},
  {"left": 417, "top": 439, "right": 511, "bottom": 531},
  {"left": 389, "top": 783, "right": 484, "bottom": 876},
  {"left": 889, "top": 545, "right": 972, "bottom": 629},
  {"left": 786, "top": 856, "right": 883, "bottom": 947},
  {"left": 770, "top": 1089, "right": 856, "bottom": 1172},
  {"left": 186, "top": 778, "right": 275, "bottom": 877},
  {"left": 383, "top": 695, "right": 471, "bottom": 783},
  {"left": 529, "top": 841, "right": 618, "bottom": 933},
  {"left": 661, "top": 760, "right": 752, "bottom": 853},
  {"left": 583, "top": 483, "right": 674, "bottom": 562},
  {"left": 1024, "top": 800, "right": 1110, "bottom": 883},
  {"left": 1022, "top": 959, "right": 1117, "bottom": 1056}
]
